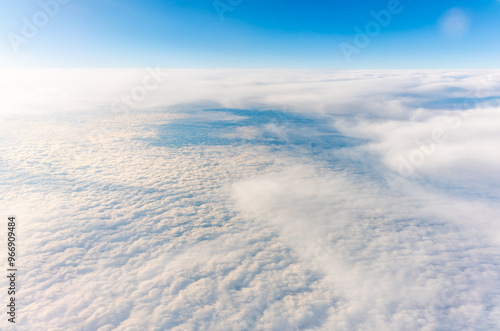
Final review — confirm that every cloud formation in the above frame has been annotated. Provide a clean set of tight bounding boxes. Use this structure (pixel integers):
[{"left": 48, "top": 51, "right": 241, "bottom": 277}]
[
  {"left": 2, "top": 69, "right": 499, "bottom": 117},
  {"left": 1, "top": 69, "right": 500, "bottom": 330}
]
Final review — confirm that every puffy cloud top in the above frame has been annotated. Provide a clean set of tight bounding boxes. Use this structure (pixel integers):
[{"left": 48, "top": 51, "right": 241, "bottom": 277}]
[{"left": 1, "top": 69, "right": 500, "bottom": 330}]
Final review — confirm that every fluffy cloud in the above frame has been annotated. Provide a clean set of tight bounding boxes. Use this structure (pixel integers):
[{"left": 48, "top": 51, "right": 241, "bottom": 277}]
[
  {"left": 2, "top": 69, "right": 498, "bottom": 117},
  {"left": 232, "top": 163, "right": 500, "bottom": 329},
  {"left": 1, "top": 69, "right": 500, "bottom": 330}
]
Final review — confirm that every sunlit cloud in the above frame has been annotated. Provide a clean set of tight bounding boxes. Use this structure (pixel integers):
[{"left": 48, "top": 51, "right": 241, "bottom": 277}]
[{"left": 2, "top": 69, "right": 500, "bottom": 329}]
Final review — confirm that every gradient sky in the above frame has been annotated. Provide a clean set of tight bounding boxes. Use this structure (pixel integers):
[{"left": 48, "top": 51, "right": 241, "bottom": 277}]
[{"left": 0, "top": 0, "right": 499, "bottom": 68}]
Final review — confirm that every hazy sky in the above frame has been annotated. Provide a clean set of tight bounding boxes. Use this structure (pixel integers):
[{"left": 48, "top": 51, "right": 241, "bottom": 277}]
[{"left": 1, "top": 0, "right": 499, "bottom": 68}]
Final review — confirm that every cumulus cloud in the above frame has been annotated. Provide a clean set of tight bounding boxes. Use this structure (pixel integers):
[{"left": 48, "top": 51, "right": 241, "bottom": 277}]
[
  {"left": 1, "top": 69, "right": 500, "bottom": 330},
  {"left": 336, "top": 107, "right": 500, "bottom": 189}
]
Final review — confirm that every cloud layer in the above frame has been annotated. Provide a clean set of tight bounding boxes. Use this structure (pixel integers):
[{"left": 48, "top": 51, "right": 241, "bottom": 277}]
[{"left": 1, "top": 69, "right": 500, "bottom": 330}]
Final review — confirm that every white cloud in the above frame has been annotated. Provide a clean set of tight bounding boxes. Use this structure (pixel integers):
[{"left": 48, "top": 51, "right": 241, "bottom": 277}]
[
  {"left": 2, "top": 69, "right": 498, "bottom": 118},
  {"left": 1, "top": 69, "right": 500, "bottom": 330},
  {"left": 231, "top": 161, "right": 500, "bottom": 329}
]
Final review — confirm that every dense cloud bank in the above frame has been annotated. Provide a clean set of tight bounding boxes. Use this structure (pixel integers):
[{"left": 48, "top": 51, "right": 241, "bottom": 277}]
[{"left": 1, "top": 70, "right": 499, "bottom": 330}]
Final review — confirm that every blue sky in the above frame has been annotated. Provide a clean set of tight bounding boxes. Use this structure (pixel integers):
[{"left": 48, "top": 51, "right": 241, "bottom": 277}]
[{"left": 0, "top": 0, "right": 499, "bottom": 68}]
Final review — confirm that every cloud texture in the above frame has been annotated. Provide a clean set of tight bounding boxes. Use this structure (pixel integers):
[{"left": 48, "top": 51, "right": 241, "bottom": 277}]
[{"left": 1, "top": 69, "right": 500, "bottom": 330}]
